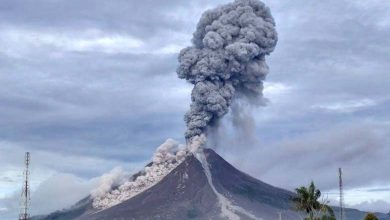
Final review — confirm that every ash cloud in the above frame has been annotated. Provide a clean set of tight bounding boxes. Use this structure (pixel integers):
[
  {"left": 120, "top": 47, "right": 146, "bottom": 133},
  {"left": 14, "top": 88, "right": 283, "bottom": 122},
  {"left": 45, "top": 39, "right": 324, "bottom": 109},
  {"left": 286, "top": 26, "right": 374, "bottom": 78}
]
[
  {"left": 92, "top": 139, "right": 188, "bottom": 209},
  {"left": 177, "top": 0, "right": 277, "bottom": 143},
  {"left": 91, "top": 167, "right": 128, "bottom": 199}
]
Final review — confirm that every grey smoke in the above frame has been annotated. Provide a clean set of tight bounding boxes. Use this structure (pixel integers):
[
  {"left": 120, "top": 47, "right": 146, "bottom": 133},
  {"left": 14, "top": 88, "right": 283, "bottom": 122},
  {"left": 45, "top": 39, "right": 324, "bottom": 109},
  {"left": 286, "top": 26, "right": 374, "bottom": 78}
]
[
  {"left": 231, "top": 100, "right": 257, "bottom": 144},
  {"left": 177, "top": 0, "right": 277, "bottom": 141}
]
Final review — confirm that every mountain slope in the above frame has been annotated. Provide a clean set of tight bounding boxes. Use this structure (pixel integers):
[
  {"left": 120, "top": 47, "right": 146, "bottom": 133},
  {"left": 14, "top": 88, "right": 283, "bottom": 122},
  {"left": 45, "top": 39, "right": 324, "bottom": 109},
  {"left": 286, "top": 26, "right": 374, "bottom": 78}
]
[{"left": 34, "top": 149, "right": 390, "bottom": 220}]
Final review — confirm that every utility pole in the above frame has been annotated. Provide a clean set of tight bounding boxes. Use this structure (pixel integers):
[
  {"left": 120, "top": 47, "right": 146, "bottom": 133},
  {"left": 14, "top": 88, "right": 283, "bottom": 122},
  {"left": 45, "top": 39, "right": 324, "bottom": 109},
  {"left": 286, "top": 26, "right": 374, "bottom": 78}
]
[
  {"left": 19, "top": 152, "right": 30, "bottom": 220},
  {"left": 339, "top": 168, "right": 345, "bottom": 220}
]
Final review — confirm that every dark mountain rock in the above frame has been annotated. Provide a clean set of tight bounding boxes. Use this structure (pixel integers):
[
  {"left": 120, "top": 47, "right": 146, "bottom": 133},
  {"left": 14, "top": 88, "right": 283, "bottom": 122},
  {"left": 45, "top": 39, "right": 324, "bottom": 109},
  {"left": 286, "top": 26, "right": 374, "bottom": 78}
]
[{"left": 34, "top": 149, "right": 390, "bottom": 220}]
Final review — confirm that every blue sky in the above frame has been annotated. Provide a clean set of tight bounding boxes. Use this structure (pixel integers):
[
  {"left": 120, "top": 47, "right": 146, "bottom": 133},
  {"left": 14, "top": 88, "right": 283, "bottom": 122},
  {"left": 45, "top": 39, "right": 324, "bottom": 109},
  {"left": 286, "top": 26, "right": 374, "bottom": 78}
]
[{"left": 0, "top": 0, "right": 390, "bottom": 218}]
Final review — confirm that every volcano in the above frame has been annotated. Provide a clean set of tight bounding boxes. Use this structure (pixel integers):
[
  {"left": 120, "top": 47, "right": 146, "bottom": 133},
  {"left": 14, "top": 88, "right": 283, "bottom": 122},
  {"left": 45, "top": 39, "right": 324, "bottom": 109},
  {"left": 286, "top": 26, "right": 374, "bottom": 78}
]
[{"left": 34, "top": 149, "right": 390, "bottom": 220}]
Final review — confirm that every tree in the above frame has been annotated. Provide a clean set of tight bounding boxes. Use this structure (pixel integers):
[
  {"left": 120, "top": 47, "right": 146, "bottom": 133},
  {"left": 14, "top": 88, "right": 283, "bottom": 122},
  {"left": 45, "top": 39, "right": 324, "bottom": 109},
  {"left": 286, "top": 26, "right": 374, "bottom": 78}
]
[
  {"left": 364, "top": 213, "right": 378, "bottom": 220},
  {"left": 292, "top": 181, "right": 321, "bottom": 219},
  {"left": 320, "top": 205, "right": 336, "bottom": 220},
  {"left": 292, "top": 181, "right": 336, "bottom": 220}
]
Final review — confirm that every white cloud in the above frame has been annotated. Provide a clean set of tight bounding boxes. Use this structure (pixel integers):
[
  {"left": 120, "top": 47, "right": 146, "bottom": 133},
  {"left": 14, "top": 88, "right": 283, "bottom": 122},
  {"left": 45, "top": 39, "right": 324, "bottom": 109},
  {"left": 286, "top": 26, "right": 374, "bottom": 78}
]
[
  {"left": 154, "top": 44, "right": 183, "bottom": 54},
  {"left": 0, "top": 26, "right": 192, "bottom": 57},
  {"left": 0, "top": 172, "right": 99, "bottom": 218},
  {"left": 312, "top": 98, "right": 377, "bottom": 113},
  {"left": 0, "top": 140, "right": 145, "bottom": 208},
  {"left": 350, "top": 200, "right": 390, "bottom": 213},
  {"left": 264, "top": 82, "right": 292, "bottom": 98},
  {"left": 0, "top": 170, "right": 22, "bottom": 198},
  {"left": 65, "top": 35, "right": 144, "bottom": 53},
  {"left": 324, "top": 184, "right": 390, "bottom": 213},
  {"left": 31, "top": 173, "right": 98, "bottom": 215},
  {"left": 0, "top": 27, "right": 144, "bottom": 56}
]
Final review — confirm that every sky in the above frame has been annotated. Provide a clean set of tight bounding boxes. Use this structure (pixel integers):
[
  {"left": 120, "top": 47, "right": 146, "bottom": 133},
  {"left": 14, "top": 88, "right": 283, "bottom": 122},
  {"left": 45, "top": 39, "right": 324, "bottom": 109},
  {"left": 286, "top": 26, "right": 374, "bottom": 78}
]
[{"left": 0, "top": 0, "right": 390, "bottom": 218}]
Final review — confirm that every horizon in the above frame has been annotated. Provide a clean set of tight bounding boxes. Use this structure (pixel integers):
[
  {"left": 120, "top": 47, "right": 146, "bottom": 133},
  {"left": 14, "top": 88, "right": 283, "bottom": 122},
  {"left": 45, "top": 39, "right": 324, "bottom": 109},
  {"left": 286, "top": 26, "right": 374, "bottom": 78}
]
[{"left": 0, "top": 0, "right": 389, "bottom": 218}]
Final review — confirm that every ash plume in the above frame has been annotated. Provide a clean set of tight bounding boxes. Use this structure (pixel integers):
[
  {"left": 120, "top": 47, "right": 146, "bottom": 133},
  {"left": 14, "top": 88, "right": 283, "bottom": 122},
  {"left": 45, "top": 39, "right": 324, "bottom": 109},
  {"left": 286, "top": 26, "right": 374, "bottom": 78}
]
[
  {"left": 92, "top": 139, "right": 188, "bottom": 209},
  {"left": 91, "top": 167, "right": 128, "bottom": 199},
  {"left": 177, "top": 0, "right": 277, "bottom": 145}
]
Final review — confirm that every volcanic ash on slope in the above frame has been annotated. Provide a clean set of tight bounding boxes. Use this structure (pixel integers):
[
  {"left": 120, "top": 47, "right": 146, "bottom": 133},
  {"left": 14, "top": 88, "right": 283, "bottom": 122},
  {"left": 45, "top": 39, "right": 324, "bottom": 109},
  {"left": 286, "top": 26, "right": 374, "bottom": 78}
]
[
  {"left": 91, "top": 137, "right": 264, "bottom": 219},
  {"left": 194, "top": 149, "right": 260, "bottom": 220},
  {"left": 92, "top": 139, "right": 188, "bottom": 209}
]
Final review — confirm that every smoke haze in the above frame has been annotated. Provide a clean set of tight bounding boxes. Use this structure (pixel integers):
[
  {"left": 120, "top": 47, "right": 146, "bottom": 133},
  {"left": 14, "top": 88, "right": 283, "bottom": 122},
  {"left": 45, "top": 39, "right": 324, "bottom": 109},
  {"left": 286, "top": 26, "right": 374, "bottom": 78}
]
[{"left": 177, "top": 0, "right": 277, "bottom": 145}]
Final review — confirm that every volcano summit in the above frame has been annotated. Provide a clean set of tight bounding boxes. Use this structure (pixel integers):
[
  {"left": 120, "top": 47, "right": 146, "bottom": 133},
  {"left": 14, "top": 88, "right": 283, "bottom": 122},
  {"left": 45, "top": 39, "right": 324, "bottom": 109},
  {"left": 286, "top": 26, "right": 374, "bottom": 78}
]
[
  {"left": 27, "top": 0, "right": 390, "bottom": 219},
  {"left": 35, "top": 148, "right": 298, "bottom": 220},
  {"left": 34, "top": 147, "right": 390, "bottom": 220}
]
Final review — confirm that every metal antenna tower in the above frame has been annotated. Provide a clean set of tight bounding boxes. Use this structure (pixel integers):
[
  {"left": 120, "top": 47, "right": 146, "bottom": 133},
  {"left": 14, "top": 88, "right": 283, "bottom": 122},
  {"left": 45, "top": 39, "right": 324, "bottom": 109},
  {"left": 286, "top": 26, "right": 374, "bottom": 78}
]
[
  {"left": 19, "top": 152, "right": 31, "bottom": 220},
  {"left": 339, "top": 168, "right": 345, "bottom": 220}
]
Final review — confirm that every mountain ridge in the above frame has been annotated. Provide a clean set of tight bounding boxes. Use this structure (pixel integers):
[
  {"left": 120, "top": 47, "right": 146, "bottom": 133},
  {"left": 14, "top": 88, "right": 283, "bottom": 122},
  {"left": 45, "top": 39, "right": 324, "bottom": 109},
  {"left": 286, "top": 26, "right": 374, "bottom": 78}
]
[{"left": 34, "top": 149, "right": 390, "bottom": 220}]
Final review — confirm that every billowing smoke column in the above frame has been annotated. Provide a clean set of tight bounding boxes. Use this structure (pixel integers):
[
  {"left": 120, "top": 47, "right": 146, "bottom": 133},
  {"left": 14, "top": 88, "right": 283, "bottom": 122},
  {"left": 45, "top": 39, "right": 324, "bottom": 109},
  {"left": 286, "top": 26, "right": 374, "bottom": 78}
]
[
  {"left": 177, "top": 0, "right": 277, "bottom": 145},
  {"left": 91, "top": 0, "right": 277, "bottom": 212}
]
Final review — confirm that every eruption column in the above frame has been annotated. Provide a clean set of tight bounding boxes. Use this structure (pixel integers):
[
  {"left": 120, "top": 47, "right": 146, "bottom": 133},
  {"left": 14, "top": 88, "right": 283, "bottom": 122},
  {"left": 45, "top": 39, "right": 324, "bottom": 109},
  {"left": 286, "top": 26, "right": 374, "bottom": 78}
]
[
  {"left": 180, "top": 1, "right": 277, "bottom": 218},
  {"left": 177, "top": 0, "right": 278, "bottom": 145}
]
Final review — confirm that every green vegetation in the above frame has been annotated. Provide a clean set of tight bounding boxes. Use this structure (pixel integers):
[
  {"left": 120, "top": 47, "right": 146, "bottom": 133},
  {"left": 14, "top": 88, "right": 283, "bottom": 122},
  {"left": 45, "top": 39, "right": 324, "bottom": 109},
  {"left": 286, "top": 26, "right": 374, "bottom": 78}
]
[
  {"left": 364, "top": 213, "right": 379, "bottom": 220},
  {"left": 292, "top": 181, "right": 335, "bottom": 220},
  {"left": 187, "top": 208, "right": 198, "bottom": 219}
]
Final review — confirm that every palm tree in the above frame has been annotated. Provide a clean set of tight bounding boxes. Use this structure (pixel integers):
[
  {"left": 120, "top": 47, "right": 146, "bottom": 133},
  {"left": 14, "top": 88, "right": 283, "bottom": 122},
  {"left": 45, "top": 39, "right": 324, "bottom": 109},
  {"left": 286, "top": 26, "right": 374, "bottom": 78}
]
[
  {"left": 320, "top": 205, "right": 336, "bottom": 220},
  {"left": 292, "top": 181, "right": 322, "bottom": 220},
  {"left": 292, "top": 181, "right": 336, "bottom": 220}
]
